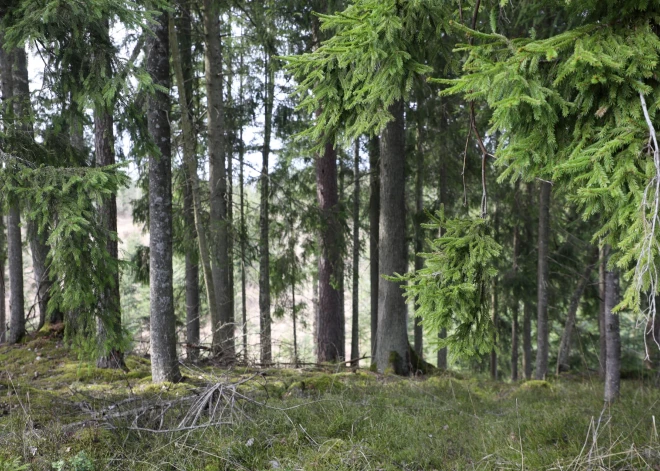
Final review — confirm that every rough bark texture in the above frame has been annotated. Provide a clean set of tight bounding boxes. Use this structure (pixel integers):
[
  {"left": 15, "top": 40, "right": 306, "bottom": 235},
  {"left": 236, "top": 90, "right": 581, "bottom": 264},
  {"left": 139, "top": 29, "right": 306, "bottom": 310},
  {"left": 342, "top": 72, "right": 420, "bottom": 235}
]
[
  {"left": 7, "top": 205, "right": 23, "bottom": 344},
  {"left": 604, "top": 263, "right": 620, "bottom": 404},
  {"left": 175, "top": 2, "right": 200, "bottom": 362},
  {"left": 239, "top": 96, "right": 247, "bottom": 361},
  {"left": 534, "top": 181, "right": 551, "bottom": 380},
  {"left": 259, "top": 56, "right": 274, "bottom": 365},
  {"left": 523, "top": 301, "right": 533, "bottom": 380},
  {"left": 375, "top": 100, "right": 409, "bottom": 375},
  {"left": 316, "top": 140, "right": 343, "bottom": 362},
  {"left": 338, "top": 161, "right": 346, "bottom": 361},
  {"left": 204, "top": 0, "right": 232, "bottom": 361},
  {"left": 368, "top": 136, "right": 380, "bottom": 360},
  {"left": 351, "top": 139, "right": 360, "bottom": 365},
  {"left": 556, "top": 248, "right": 598, "bottom": 374},
  {"left": 147, "top": 10, "right": 181, "bottom": 383},
  {"left": 413, "top": 124, "right": 424, "bottom": 358},
  {"left": 598, "top": 245, "right": 608, "bottom": 379}
]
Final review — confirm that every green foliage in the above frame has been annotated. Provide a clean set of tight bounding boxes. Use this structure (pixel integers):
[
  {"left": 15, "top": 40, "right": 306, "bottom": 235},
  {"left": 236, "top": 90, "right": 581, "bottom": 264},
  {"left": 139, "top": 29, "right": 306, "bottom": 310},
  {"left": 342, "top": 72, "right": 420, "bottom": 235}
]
[
  {"left": 0, "top": 160, "right": 130, "bottom": 355},
  {"left": 0, "top": 458, "right": 28, "bottom": 471},
  {"left": 399, "top": 209, "right": 501, "bottom": 358},
  {"left": 440, "top": 3, "right": 660, "bottom": 313},
  {"left": 52, "top": 452, "right": 94, "bottom": 471}
]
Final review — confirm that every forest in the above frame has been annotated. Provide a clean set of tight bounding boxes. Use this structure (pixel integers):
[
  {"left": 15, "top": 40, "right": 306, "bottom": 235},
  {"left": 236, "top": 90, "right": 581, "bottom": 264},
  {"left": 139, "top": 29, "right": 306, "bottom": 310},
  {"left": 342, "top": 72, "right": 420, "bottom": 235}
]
[{"left": 1, "top": 0, "right": 660, "bottom": 469}]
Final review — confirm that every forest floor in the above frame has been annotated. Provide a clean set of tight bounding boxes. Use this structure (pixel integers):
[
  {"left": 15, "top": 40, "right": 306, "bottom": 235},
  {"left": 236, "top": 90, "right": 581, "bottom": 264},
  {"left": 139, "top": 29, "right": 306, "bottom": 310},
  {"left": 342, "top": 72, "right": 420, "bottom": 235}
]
[{"left": 1, "top": 327, "right": 659, "bottom": 471}]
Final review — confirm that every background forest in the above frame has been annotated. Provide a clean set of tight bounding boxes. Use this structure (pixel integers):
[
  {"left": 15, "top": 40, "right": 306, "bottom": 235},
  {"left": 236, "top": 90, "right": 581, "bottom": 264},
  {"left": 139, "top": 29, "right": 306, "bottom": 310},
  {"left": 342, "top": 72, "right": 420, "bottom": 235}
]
[{"left": 1, "top": 0, "right": 660, "bottom": 469}]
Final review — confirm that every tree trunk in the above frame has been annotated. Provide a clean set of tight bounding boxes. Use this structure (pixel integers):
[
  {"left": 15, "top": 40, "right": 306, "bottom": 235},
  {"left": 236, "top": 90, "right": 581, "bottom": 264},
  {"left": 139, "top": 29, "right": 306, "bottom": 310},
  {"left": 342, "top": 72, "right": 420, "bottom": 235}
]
[
  {"left": 170, "top": 14, "right": 217, "bottom": 358},
  {"left": 556, "top": 248, "right": 598, "bottom": 375},
  {"left": 0, "top": 213, "right": 5, "bottom": 343},
  {"left": 368, "top": 135, "right": 380, "bottom": 360},
  {"left": 375, "top": 100, "right": 409, "bottom": 375},
  {"left": 259, "top": 52, "right": 274, "bottom": 365},
  {"left": 147, "top": 9, "right": 181, "bottom": 383},
  {"left": 204, "top": 0, "right": 233, "bottom": 362},
  {"left": 413, "top": 123, "right": 424, "bottom": 358},
  {"left": 604, "top": 257, "right": 620, "bottom": 404},
  {"left": 239, "top": 94, "right": 247, "bottom": 362},
  {"left": 534, "top": 181, "right": 551, "bottom": 380},
  {"left": 436, "top": 150, "right": 448, "bottom": 369},
  {"left": 598, "top": 244, "right": 607, "bottom": 379},
  {"left": 511, "top": 223, "right": 520, "bottom": 381},
  {"left": 175, "top": 1, "right": 200, "bottom": 363},
  {"left": 290, "top": 234, "right": 298, "bottom": 365},
  {"left": 351, "top": 139, "right": 360, "bottom": 366},
  {"left": 523, "top": 301, "right": 533, "bottom": 380},
  {"left": 316, "top": 139, "right": 342, "bottom": 363},
  {"left": 490, "top": 278, "right": 498, "bottom": 380},
  {"left": 0, "top": 32, "right": 10, "bottom": 343},
  {"left": 338, "top": 158, "right": 346, "bottom": 361}
]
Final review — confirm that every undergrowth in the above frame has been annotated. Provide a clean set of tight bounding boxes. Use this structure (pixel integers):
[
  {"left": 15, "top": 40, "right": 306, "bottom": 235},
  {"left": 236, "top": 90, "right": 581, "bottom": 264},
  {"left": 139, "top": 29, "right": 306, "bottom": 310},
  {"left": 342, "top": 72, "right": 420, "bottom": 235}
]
[{"left": 0, "top": 331, "right": 659, "bottom": 470}]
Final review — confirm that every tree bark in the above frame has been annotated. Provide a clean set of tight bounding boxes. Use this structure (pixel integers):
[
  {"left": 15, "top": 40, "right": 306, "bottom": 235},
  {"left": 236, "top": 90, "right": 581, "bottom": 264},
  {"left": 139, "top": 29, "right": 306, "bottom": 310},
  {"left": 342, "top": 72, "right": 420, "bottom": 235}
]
[
  {"left": 204, "top": 0, "right": 233, "bottom": 362},
  {"left": 604, "top": 257, "right": 620, "bottom": 404},
  {"left": 170, "top": 14, "right": 216, "bottom": 360},
  {"left": 437, "top": 152, "right": 448, "bottom": 369},
  {"left": 534, "top": 181, "right": 551, "bottom": 380},
  {"left": 413, "top": 123, "right": 424, "bottom": 358},
  {"left": 556, "top": 248, "right": 598, "bottom": 375},
  {"left": 259, "top": 52, "right": 275, "bottom": 365},
  {"left": 511, "top": 223, "right": 520, "bottom": 381},
  {"left": 175, "top": 1, "right": 200, "bottom": 363},
  {"left": 351, "top": 139, "right": 360, "bottom": 366},
  {"left": 598, "top": 244, "right": 607, "bottom": 379},
  {"left": 147, "top": 9, "right": 181, "bottom": 383},
  {"left": 368, "top": 135, "right": 380, "bottom": 360},
  {"left": 375, "top": 100, "right": 409, "bottom": 375},
  {"left": 490, "top": 278, "right": 498, "bottom": 380},
  {"left": 523, "top": 301, "right": 533, "bottom": 380},
  {"left": 239, "top": 75, "right": 247, "bottom": 361},
  {"left": 0, "top": 213, "right": 5, "bottom": 343},
  {"left": 0, "top": 31, "right": 10, "bottom": 343}
]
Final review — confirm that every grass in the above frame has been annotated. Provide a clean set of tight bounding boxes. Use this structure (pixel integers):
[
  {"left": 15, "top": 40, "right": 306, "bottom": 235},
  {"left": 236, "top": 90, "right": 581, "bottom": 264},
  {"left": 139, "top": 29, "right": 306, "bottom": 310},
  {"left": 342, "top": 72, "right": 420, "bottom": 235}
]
[{"left": 0, "top": 331, "right": 659, "bottom": 470}]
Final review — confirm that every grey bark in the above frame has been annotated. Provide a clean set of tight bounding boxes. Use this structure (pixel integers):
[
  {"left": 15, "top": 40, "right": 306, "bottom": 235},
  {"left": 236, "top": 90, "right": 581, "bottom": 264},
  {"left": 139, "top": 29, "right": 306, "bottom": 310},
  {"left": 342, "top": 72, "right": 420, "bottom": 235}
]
[
  {"left": 239, "top": 77, "right": 247, "bottom": 361},
  {"left": 368, "top": 136, "right": 380, "bottom": 360},
  {"left": 413, "top": 123, "right": 424, "bottom": 358},
  {"left": 375, "top": 100, "right": 409, "bottom": 375},
  {"left": 147, "top": 9, "right": 181, "bottom": 383},
  {"left": 534, "top": 181, "right": 551, "bottom": 380},
  {"left": 523, "top": 301, "right": 533, "bottom": 380},
  {"left": 491, "top": 278, "right": 498, "bottom": 380},
  {"left": 175, "top": 1, "right": 200, "bottom": 362},
  {"left": 0, "top": 32, "right": 10, "bottom": 343},
  {"left": 604, "top": 257, "right": 620, "bottom": 404},
  {"left": 351, "top": 139, "right": 360, "bottom": 365},
  {"left": 338, "top": 159, "right": 346, "bottom": 361},
  {"left": 204, "top": 0, "right": 233, "bottom": 361},
  {"left": 259, "top": 52, "right": 275, "bottom": 365},
  {"left": 555, "top": 248, "right": 598, "bottom": 375},
  {"left": 598, "top": 244, "right": 607, "bottom": 379},
  {"left": 511, "top": 224, "right": 520, "bottom": 381}
]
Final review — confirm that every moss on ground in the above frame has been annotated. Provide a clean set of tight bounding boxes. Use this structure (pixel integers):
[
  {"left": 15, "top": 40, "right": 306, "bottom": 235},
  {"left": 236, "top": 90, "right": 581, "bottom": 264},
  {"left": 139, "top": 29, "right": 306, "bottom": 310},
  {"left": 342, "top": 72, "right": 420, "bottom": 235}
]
[{"left": 1, "top": 337, "right": 659, "bottom": 470}]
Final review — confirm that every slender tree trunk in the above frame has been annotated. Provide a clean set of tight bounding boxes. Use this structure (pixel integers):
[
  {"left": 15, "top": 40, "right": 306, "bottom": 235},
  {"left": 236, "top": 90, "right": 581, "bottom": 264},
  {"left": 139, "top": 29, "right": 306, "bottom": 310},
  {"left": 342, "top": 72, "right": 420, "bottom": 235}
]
[
  {"left": 239, "top": 98, "right": 247, "bottom": 362},
  {"left": 556, "top": 248, "right": 598, "bottom": 375},
  {"left": 523, "top": 301, "right": 533, "bottom": 380},
  {"left": 175, "top": 1, "right": 200, "bottom": 363},
  {"left": 491, "top": 278, "right": 498, "bottom": 380},
  {"left": 604, "top": 254, "right": 620, "bottom": 404},
  {"left": 535, "top": 181, "right": 551, "bottom": 380},
  {"left": 204, "top": 0, "right": 233, "bottom": 362},
  {"left": 413, "top": 123, "right": 424, "bottom": 358},
  {"left": 351, "top": 139, "right": 360, "bottom": 366},
  {"left": 598, "top": 244, "right": 607, "bottom": 379},
  {"left": 368, "top": 136, "right": 380, "bottom": 360},
  {"left": 511, "top": 223, "right": 520, "bottom": 381},
  {"left": 316, "top": 139, "right": 342, "bottom": 362},
  {"left": 312, "top": 265, "right": 319, "bottom": 359},
  {"left": 147, "top": 9, "right": 181, "bottom": 383},
  {"left": 375, "top": 100, "right": 409, "bottom": 375},
  {"left": 0, "top": 32, "right": 10, "bottom": 344},
  {"left": 259, "top": 54, "right": 275, "bottom": 365},
  {"left": 338, "top": 158, "right": 346, "bottom": 361},
  {"left": 436, "top": 151, "right": 448, "bottom": 369},
  {"left": 0, "top": 213, "right": 5, "bottom": 343},
  {"left": 170, "top": 15, "right": 217, "bottom": 356},
  {"left": 290, "top": 234, "right": 298, "bottom": 365}
]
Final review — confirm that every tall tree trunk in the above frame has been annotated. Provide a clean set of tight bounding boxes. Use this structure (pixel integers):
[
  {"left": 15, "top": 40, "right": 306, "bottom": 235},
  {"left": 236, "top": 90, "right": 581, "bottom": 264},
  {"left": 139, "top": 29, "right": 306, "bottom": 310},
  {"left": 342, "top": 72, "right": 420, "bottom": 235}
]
[
  {"left": 290, "top": 232, "right": 298, "bottom": 365},
  {"left": 316, "top": 139, "right": 342, "bottom": 362},
  {"left": 259, "top": 53, "right": 274, "bottom": 365},
  {"left": 523, "top": 301, "right": 533, "bottom": 380},
  {"left": 0, "top": 31, "right": 11, "bottom": 343},
  {"left": 368, "top": 135, "right": 380, "bottom": 360},
  {"left": 598, "top": 244, "right": 607, "bottom": 379},
  {"left": 413, "top": 123, "right": 424, "bottom": 358},
  {"left": 604, "top": 253, "right": 620, "bottom": 404},
  {"left": 204, "top": 0, "right": 233, "bottom": 362},
  {"left": 556, "top": 248, "right": 598, "bottom": 374},
  {"left": 534, "top": 181, "right": 551, "bottom": 380},
  {"left": 239, "top": 87, "right": 247, "bottom": 362},
  {"left": 375, "top": 100, "right": 409, "bottom": 375},
  {"left": 351, "top": 139, "right": 360, "bottom": 366},
  {"left": 490, "top": 278, "right": 498, "bottom": 380},
  {"left": 338, "top": 158, "right": 346, "bottom": 361},
  {"left": 175, "top": 1, "right": 200, "bottom": 363},
  {"left": 437, "top": 154, "right": 448, "bottom": 369},
  {"left": 95, "top": 21, "right": 124, "bottom": 369},
  {"left": 511, "top": 223, "right": 520, "bottom": 381},
  {"left": 170, "top": 14, "right": 216, "bottom": 358},
  {"left": 147, "top": 9, "right": 181, "bottom": 383},
  {"left": 0, "top": 213, "right": 5, "bottom": 343}
]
